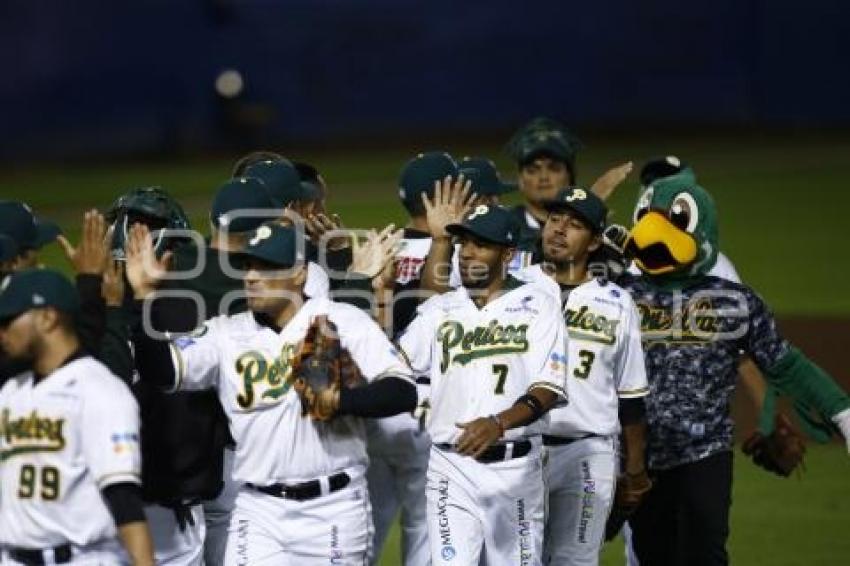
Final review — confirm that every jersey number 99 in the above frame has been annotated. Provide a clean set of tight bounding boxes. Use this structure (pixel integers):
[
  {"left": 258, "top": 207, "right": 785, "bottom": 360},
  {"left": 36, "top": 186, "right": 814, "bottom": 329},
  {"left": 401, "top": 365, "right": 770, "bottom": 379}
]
[{"left": 18, "top": 464, "right": 61, "bottom": 501}]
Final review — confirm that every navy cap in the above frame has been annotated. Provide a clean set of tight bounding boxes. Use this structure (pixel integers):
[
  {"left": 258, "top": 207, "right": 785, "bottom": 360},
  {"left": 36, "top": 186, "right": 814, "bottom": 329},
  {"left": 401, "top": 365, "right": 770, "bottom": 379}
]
[
  {"left": 0, "top": 269, "right": 80, "bottom": 322},
  {"left": 210, "top": 177, "right": 281, "bottom": 233},
  {"left": 639, "top": 156, "right": 696, "bottom": 187},
  {"left": 0, "top": 235, "right": 18, "bottom": 263},
  {"left": 446, "top": 204, "right": 518, "bottom": 247},
  {"left": 543, "top": 187, "right": 608, "bottom": 233},
  {"left": 238, "top": 224, "right": 305, "bottom": 269},
  {"left": 0, "top": 201, "right": 61, "bottom": 250},
  {"left": 458, "top": 157, "right": 516, "bottom": 196},
  {"left": 243, "top": 160, "right": 318, "bottom": 207},
  {"left": 398, "top": 152, "right": 458, "bottom": 205}
]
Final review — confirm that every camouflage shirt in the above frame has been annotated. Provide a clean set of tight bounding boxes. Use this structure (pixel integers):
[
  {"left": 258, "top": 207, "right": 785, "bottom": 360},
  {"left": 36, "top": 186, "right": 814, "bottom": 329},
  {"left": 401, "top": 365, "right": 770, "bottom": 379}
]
[{"left": 620, "top": 275, "right": 790, "bottom": 470}]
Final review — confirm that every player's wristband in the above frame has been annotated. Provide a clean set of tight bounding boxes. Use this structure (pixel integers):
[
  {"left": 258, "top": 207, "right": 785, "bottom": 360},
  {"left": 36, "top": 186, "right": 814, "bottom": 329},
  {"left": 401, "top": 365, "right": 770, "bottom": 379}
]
[
  {"left": 514, "top": 393, "right": 545, "bottom": 423},
  {"left": 490, "top": 414, "right": 506, "bottom": 437}
]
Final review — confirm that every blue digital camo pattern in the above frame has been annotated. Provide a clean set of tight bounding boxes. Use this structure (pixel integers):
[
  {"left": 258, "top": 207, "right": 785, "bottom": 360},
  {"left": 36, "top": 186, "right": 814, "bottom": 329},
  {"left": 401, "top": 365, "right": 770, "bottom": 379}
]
[{"left": 620, "top": 275, "right": 790, "bottom": 470}]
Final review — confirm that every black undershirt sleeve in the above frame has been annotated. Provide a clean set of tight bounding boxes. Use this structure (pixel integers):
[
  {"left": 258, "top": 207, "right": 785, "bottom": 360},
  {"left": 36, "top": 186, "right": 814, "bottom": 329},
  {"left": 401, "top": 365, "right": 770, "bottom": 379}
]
[
  {"left": 102, "top": 482, "right": 146, "bottom": 526},
  {"left": 338, "top": 376, "right": 417, "bottom": 418},
  {"left": 618, "top": 396, "right": 647, "bottom": 426},
  {"left": 130, "top": 300, "right": 177, "bottom": 390}
]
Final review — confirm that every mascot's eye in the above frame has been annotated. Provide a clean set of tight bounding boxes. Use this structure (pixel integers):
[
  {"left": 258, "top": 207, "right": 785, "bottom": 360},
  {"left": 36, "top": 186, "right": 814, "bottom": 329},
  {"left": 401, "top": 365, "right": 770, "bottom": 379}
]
[
  {"left": 633, "top": 187, "right": 654, "bottom": 224},
  {"left": 669, "top": 192, "right": 699, "bottom": 233}
]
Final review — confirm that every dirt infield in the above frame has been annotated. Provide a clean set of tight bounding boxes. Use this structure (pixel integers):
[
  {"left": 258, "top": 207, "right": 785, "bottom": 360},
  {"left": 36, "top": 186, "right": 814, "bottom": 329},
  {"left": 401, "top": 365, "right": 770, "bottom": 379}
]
[{"left": 731, "top": 317, "right": 850, "bottom": 438}]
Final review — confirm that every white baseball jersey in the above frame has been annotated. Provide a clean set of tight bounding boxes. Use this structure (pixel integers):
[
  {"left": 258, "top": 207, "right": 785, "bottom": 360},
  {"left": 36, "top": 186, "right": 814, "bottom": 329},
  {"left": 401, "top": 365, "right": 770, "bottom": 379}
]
[
  {"left": 167, "top": 297, "right": 413, "bottom": 484},
  {"left": 516, "top": 264, "right": 649, "bottom": 437},
  {"left": 397, "top": 280, "right": 568, "bottom": 444},
  {"left": 0, "top": 356, "right": 141, "bottom": 548}
]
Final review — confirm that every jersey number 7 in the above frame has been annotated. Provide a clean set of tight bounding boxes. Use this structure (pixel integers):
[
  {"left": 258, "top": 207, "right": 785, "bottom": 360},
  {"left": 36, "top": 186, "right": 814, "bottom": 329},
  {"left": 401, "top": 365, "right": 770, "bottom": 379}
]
[{"left": 492, "top": 364, "right": 508, "bottom": 395}]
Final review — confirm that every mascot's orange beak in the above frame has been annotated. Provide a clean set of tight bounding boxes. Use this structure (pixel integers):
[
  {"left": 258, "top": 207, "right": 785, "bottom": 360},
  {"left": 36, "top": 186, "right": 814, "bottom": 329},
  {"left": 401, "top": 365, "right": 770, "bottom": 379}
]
[{"left": 626, "top": 211, "right": 697, "bottom": 275}]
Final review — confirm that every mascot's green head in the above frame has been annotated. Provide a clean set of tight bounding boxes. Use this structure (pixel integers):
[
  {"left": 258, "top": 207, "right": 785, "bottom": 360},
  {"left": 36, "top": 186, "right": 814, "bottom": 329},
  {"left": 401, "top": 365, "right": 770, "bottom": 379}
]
[{"left": 626, "top": 173, "right": 719, "bottom": 278}]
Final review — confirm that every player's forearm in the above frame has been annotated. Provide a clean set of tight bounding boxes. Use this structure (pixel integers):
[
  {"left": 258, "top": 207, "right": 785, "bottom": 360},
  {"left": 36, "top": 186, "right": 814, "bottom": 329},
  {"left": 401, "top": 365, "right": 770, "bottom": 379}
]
[
  {"left": 497, "top": 388, "right": 559, "bottom": 430},
  {"left": 337, "top": 375, "right": 417, "bottom": 417},
  {"left": 117, "top": 522, "right": 155, "bottom": 566},
  {"left": 130, "top": 300, "right": 178, "bottom": 390},
  {"left": 738, "top": 356, "right": 768, "bottom": 414},
  {"left": 103, "top": 483, "right": 155, "bottom": 566},
  {"left": 619, "top": 396, "right": 648, "bottom": 474},
  {"left": 419, "top": 236, "right": 453, "bottom": 295}
]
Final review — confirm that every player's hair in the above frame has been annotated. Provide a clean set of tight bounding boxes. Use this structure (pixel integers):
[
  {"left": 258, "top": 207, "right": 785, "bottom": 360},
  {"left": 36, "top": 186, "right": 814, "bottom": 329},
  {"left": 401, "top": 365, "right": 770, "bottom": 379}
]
[
  {"left": 401, "top": 195, "right": 427, "bottom": 218},
  {"left": 231, "top": 150, "right": 288, "bottom": 177}
]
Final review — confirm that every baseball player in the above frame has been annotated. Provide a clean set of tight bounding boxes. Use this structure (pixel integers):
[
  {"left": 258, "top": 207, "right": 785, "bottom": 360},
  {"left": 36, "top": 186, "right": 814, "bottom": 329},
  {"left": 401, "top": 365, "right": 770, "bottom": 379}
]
[
  {"left": 357, "top": 151, "right": 459, "bottom": 566},
  {"left": 515, "top": 187, "right": 650, "bottom": 565},
  {"left": 0, "top": 269, "right": 154, "bottom": 565},
  {"left": 125, "top": 222, "right": 417, "bottom": 565},
  {"left": 397, "top": 204, "right": 568, "bottom": 565},
  {"left": 0, "top": 201, "right": 62, "bottom": 271}
]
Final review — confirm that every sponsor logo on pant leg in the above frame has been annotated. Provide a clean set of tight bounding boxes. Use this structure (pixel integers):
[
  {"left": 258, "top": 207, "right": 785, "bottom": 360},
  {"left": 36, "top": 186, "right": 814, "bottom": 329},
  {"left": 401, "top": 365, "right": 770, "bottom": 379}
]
[
  {"left": 578, "top": 461, "right": 596, "bottom": 544},
  {"left": 517, "top": 498, "right": 532, "bottom": 566},
  {"left": 329, "top": 524, "right": 342, "bottom": 564},
  {"left": 236, "top": 519, "right": 250, "bottom": 566},
  {"left": 437, "top": 477, "right": 455, "bottom": 561}
]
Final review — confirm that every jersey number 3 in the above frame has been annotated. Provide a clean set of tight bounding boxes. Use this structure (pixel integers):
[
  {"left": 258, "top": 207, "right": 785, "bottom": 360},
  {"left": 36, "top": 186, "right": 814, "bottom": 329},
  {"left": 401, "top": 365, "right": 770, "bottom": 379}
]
[
  {"left": 18, "top": 464, "right": 60, "bottom": 501},
  {"left": 573, "top": 350, "right": 596, "bottom": 380}
]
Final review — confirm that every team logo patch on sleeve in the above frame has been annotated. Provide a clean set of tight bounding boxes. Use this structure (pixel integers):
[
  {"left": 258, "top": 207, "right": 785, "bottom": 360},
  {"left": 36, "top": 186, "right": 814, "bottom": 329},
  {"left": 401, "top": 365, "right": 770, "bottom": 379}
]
[{"left": 110, "top": 432, "right": 139, "bottom": 454}]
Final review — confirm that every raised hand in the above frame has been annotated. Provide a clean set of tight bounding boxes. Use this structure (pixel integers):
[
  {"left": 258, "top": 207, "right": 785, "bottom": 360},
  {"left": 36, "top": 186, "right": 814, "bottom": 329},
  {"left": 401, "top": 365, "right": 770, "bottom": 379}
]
[
  {"left": 125, "top": 223, "right": 172, "bottom": 299},
  {"left": 348, "top": 224, "right": 403, "bottom": 279},
  {"left": 421, "top": 174, "right": 476, "bottom": 238},
  {"left": 57, "top": 209, "right": 110, "bottom": 275},
  {"left": 591, "top": 161, "right": 634, "bottom": 201},
  {"left": 305, "top": 212, "right": 350, "bottom": 251}
]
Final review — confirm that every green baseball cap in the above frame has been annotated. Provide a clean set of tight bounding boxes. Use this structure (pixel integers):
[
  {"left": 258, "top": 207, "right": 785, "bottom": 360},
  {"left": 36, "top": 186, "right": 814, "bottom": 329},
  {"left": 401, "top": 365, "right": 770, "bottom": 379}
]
[
  {"left": 640, "top": 156, "right": 696, "bottom": 187},
  {"left": 238, "top": 224, "right": 306, "bottom": 269},
  {"left": 210, "top": 177, "right": 281, "bottom": 233},
  {"left": 543, "top": 187, "right": 608, "bottom": 233},
  {"left": 506, "top": 117, "right": 583, "bottom": 172},
  {"left": 243, "top": 160, "right": 318, "bottom": 207},
  {"left": 0, "top": 235, "right": 18, "bottom": 263},
  {"left": 398, "top": 151, "right": 458, "bottom": 206},
  {"left": 0, "top": 269, "right": 80, "bottom": 323},
  {"left": 458, "top": 157, "right": 516, "bottom": 196},
  {"left": 0, "top": 201, "right": 61, "bottom": 251},
  {"left": 446, "top": 204, "right": 518, "bottom": 247}
]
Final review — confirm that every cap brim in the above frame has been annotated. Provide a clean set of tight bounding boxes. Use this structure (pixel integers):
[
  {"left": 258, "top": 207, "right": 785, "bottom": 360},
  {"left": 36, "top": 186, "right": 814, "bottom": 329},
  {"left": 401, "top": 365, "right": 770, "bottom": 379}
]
[
  {"left": 519, "top": 146, "right": 571, "bottom": 166},
  {"left": 0, "top": 235, "right": 18, "bottom": 262},
  {"left": 542, "top": 201, "right": 603, "bottom": 232},
  {"left": 33, "top": 221, "right": 61, "bottom": 247},
  {"left": 445, "top": 223, "right": 514, "bottom": 247}
]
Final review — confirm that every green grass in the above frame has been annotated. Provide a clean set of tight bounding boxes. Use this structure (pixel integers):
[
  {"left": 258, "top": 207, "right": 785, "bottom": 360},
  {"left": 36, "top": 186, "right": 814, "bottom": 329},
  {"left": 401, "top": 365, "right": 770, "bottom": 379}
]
[
  {"left": 373, "top": 444, "right": 850, "bottom": 565},
  {"left": 4, "top": 133, "right": 849, "bottom": 314}
]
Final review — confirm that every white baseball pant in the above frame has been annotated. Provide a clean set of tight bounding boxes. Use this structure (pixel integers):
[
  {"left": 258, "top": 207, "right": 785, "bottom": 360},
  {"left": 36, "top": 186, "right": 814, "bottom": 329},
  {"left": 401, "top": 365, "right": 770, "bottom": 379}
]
[
  {"left": 543, "top": 435, "right": 617, "bottom": 565},
  {"left": 426, "top": 442, "right": 545, "bottom": 566},
  {"left": 223, "top": 466, "right": 373, "bottom": 566}
]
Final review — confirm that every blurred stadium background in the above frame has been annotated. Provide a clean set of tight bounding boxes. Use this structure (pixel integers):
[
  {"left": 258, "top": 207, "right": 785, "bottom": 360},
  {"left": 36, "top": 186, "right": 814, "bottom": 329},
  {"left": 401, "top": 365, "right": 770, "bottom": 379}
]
[{"left": 2, "top": 1, "right": 849, "bottom": 564}]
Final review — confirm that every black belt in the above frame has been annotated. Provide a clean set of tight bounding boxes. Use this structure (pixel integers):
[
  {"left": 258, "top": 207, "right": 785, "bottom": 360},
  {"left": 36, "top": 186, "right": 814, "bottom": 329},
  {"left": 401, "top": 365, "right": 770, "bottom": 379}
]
[
  {"left": 435, "top": 440, "right": 533, "bottom": 463},
  {"left": 246, "top": 472, "right": 350, "bottom": 501},
  {"left": 543, "top": 434, "right": 595, "bottom": 446},
  {"left": 8, "top": 544, "right": 72, "bottom": 565}
]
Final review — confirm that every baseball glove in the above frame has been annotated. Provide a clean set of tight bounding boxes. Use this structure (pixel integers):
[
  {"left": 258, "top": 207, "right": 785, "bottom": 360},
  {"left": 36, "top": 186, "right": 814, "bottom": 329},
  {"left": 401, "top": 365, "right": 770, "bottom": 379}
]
[
  {"left": 604, "top": 470, "right": 652, "bottom": 541},
  {"left": 292, "top": 315, "right": 364, "bottom": 421},
  {"left": 741, "top": 413, "right": 806, "bottom": 477}
]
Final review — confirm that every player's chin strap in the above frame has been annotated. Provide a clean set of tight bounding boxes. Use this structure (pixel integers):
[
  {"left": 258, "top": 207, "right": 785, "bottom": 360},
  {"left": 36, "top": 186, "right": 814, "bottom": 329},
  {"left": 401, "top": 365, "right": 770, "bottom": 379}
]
[{"left": 761, "top": 346, "right": 850, "bottom": 441}]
